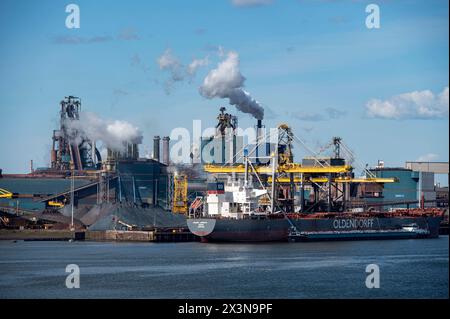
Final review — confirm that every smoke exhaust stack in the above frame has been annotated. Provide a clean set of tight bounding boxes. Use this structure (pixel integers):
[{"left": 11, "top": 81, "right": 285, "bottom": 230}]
[
  {"left": 256, "top": 119, "right": 263, "bottom": 163},
  {"left": 153, "top": 136, "right": 161, "bottom": 162},
  {"left": 162, "top": 136, "right": 170, "bottom": 165}
]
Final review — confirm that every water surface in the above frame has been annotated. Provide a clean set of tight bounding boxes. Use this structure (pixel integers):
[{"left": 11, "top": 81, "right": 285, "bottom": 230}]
[{"left": 0, "top": 237, "right": 448, "bottom": 298}]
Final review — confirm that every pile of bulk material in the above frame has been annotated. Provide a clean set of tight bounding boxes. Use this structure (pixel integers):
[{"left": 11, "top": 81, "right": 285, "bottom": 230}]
[{"left": 87, "top": 203, "right": 187, "bottom": 231}]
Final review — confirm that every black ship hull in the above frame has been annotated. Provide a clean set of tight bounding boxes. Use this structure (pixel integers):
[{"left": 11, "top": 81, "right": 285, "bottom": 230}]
[{"left": 187, "top": 215, "right": 442, "bottom": 243}]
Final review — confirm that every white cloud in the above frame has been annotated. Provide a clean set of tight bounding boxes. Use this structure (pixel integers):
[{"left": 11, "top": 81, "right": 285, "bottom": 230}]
[
  {"left": 231, "top": 0, "right": 273, "bottom": 7},
  {"left": 325, "top": 107, "right": 347, "bottom": 119},
  {"left": 291, "top": 107, "right": 347, "bottom": 122},
  {"left": 366, "top": 86, "right": 449, "bottom": 119},
  {"left": 416, "top": 153, "right": 439, "bottom": 162},
  {"left": 52, "top": 35, "right": 112, "bottom": 44},
  {"left": 291, "top": 112, "right": 325, "bottom": 122},
  {"left": 118, "top": 27, "right": 139, "bottom": 41}
]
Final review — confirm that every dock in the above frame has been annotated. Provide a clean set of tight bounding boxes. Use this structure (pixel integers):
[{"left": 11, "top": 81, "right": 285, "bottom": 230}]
[{"left": 0, "top": 229, "right": 198, "bottom": 242}]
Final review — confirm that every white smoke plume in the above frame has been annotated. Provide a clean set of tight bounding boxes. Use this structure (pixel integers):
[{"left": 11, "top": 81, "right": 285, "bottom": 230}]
[
  {"left": 64, "top": 112, "right": 143, "bottom": 152},
  {"left": 187, "top": 56, "right": 209, "bottom": 76},
  {"left": 157, "top": 48, "right": 185, "bottom": 82},
  {"left": 199, "top": 51, "right": 264, "bottom": 120},
  {"left": 157, "top": 49, "right": 209, "bottom": 92}
]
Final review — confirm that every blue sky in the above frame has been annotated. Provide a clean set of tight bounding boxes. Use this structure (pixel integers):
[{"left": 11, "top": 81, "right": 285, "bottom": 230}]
[{"left": 0, "top": 0, "right": 448, "bottom": 183}]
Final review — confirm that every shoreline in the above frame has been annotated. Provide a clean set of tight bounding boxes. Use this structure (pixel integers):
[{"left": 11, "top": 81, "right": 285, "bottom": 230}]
[{"left": 0, "top": 229, "right": 197, "bottom": 242}]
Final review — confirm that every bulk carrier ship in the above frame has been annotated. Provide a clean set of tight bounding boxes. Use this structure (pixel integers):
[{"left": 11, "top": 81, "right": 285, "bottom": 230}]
[{"left": 187, "top": 109, "right": 444, "bottom": 242}]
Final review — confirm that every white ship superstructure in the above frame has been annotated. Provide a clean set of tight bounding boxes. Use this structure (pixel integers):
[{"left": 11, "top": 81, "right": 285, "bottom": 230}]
[{"left": 205, "top": 176, "right": 268, "bottom": 219}]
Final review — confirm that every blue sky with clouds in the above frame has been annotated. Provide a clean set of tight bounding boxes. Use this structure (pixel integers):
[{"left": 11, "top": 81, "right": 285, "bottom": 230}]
[{"left": 0, "top": 0, "right": 448, "bottom": 183}]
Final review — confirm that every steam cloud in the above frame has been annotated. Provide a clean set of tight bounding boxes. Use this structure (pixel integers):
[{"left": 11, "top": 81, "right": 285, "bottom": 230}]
[
  {"left": 157, "top": 49, "right": 185, "bottom": 84},
  {"left": 199, "top": 51, "right": 264, "bottom": 120},
  {"left": 187, "top": 57, "right": 209, "bottom": 76},
  {"left": 157, "top": 49, "right": 209, "bottom": 92},
  {"left": 65, "top": 112, "right": 143, "bottom": 151}
]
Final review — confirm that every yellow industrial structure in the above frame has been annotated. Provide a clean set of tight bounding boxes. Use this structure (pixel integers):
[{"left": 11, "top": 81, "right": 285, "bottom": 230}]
[
  {"left": 172, "top": 175, "right": 188, "bottom": 214},
  {"left": 198, "top": 123, "right": 399, "bottom": 214},
  {"left": 48, "top": 201, "right": 65, "bottom": 208},
  {"left": 0, "top": 188, "right": 12, "bottom": 199},
  {"left": 203, "top": 163, "right": 353, "bottom": 174},
  {"left": 268, "top": 177, "right": 398, "bottom": 183}
]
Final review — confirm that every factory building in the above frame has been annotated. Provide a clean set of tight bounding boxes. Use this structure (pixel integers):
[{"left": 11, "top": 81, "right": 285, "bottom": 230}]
[
  {"left": 366, "top": 164, "right": 443, "bottom": 208},
  {"left": 0, "top": 96, "right": 182, "bottom": 232},
  {"left": 116, "top": 159, "right": 170, "bottom": 209}
]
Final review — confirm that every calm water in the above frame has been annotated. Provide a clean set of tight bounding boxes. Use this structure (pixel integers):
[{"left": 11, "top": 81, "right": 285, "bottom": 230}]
[{"left": 0, "top": 237, "right": 448, "bottom": 299}]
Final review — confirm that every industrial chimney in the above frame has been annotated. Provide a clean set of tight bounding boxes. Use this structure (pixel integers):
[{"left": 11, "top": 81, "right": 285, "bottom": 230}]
[
  {"left": 162, "top": 136, "right": 170, "bottom": 165},
  {"left": 256, "top": 119, "right": 263, "bottom": 164},
  {"left": 153, "top": 136, "right": 161, "bottom": 162}
]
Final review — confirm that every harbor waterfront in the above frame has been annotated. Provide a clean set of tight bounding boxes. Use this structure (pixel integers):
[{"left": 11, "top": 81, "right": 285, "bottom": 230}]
[
  {"left": 0, "top": 237, "right": 448, "bottom": 299},
  {"left": 0, "top": 0, "right": 448, "bottom": 304}
]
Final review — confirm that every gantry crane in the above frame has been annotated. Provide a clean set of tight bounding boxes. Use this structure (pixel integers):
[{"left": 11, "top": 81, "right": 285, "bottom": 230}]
[{"left": 201, "top": 124, "right": 397, "bottom": 214}]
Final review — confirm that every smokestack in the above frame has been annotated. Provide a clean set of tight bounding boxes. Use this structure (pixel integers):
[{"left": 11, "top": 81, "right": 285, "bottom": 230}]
[
  {"left": 162, "top": 136, "right": 170, "bottom": 165},
  {"left": 127, "top": 143, "right": 133, "bottom": 159},
  {"left": 132, "top": 143, "right": 139, "bottom": 159},
  {"left": 153, "top": 136, "right": 161, "bottom": 162},
  {"left": 256, "top": 119, "right": 263, "bottom": 164}
]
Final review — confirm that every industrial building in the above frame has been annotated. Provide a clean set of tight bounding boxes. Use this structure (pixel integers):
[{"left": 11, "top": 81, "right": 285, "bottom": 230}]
[
  {"left": 0, "top": 96, "right": 185, "bottom": 233},
  {"left": 358, "top": 160, "right": 449, "bottom": 209},
  {"left": 0, "top": 97, "right": 448, "bottom": 235}
]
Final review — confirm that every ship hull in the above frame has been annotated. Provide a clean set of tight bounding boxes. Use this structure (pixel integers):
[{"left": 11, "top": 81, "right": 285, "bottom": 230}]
[
  {"left": 187, "top": 218, "right": 288, "bottom": 242},
  {"left": 290, "top": 230, "right": 430, "bottom": 242},
  {"left": 290, "top": 216, "right": 442, "bottom": 238},
  {"left": 187, "top": 216, "right": 442, "bottom": 243}
]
